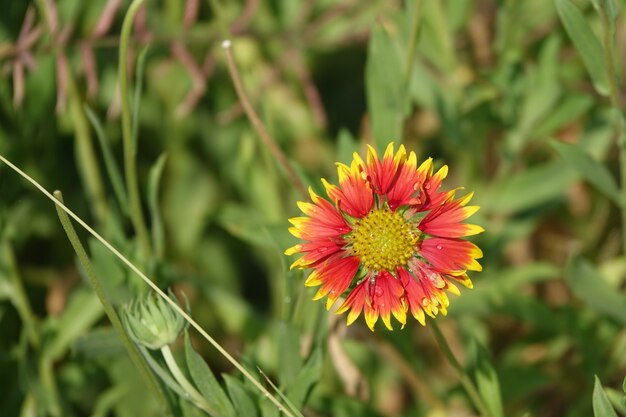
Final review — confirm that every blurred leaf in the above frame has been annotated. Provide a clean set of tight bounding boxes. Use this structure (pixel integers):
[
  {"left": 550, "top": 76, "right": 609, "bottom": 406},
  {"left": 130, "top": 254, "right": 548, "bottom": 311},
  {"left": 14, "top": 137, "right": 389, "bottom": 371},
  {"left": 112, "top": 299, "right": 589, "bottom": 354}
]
[
  {"left": 366, "top": 23, "right": 409, "bottom": 151},
  {"left": 277, "top": 322, "right": 302, "bottom": 388},
  {"left": 217, "top": 203, "right": 273, "bottom": 247},
  {"left": 593, "top": 376, "right": 619, "bottom": 417},
  {"left": 184, "top": 333, "right": 237, "bottom": 417},
  {"left": 336, "top": 129, "right": 360, "bottom": 166},
  {"left": 552, "top": 141, "right": 621, "bottom": 206},
  {"left": 594, "top": 0, "right": 619, "bottom": 33},
  {"left": 45, "top": 288, "right": 104, "bottom": 360},
  {"left": 287, "top": 348, "right": 322, "bottom": 409},
  {"left": 73, "top": 327, "right": 124, "bottom": 359},
  {"left": 162, "top": 151, "right": 218, "bottom": 253},
  {"left": 469, "top": 341, "right": 504, "bottom": 417},
  {"left": 532, "top": 94, "right": 594, "bottom": 138},
  {"left": 223, "top": 375, "right": 258, "bottom": 417},
  {"left": 565, "top": 257, "right": 626, "bottom": 325},
  {"left": 148, "top": 153, "right": 168, "bottom": 259},
  {"left": 84, "top": 105, "right": 128, "bottom": 214},
  {"left": 484, "top": 161, "right": 578, "bottom": 213},
  {"left": 89, "top": 238, "right": 132, "bottom": 305},
  {"left": 556, "top": 0, "right": 609, "bottom": 95}
]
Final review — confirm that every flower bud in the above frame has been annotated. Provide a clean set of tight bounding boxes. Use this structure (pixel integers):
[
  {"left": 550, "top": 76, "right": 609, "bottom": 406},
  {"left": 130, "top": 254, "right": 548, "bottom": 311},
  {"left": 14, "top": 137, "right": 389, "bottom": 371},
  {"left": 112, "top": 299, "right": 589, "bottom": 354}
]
[{"left": 123, "top": 290, "right": 186, "bottom": 349}]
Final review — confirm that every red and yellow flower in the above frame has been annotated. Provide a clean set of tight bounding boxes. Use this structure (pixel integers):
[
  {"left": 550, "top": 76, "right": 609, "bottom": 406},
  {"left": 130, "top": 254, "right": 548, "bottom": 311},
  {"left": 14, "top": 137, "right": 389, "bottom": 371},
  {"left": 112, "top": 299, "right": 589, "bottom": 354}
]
[{"left": 285, "top": 143, "right": 483, "bottom": 330}]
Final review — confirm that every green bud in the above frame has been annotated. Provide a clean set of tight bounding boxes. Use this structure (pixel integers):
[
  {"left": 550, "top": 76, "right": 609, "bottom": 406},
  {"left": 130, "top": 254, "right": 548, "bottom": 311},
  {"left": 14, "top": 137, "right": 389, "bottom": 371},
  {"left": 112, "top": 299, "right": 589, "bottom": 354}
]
[{"left": 123, "top": 290, "right": 187, "bottom": 350}]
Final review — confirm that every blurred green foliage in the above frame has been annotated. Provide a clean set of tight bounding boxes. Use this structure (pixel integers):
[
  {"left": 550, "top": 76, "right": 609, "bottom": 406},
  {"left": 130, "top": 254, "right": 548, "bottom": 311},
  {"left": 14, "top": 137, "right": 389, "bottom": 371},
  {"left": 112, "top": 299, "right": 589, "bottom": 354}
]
[{"left": 1, "top": 0, "right": 626, "bottom": 416}]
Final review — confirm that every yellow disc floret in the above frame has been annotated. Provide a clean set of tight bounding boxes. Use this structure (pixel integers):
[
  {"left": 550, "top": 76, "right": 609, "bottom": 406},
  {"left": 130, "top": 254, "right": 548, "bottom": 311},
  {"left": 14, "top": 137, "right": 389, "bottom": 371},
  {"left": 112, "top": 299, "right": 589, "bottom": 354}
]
[{"left": 350, "top": 208, "right": 419, "bottom": 271}]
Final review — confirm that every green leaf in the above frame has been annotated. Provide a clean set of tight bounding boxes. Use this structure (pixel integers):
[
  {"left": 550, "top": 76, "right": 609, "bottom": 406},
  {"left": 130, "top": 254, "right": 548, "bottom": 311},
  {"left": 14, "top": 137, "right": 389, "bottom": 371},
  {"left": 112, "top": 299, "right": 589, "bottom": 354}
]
[
  {"left": 184, "top": 333, "right": 237, "bottom": 417},
  {"left": 223, "top": 375, "right": 259, "bottom": 417},
  {"left": 73, "top": 328, "right": 124, "bottom": 359},
  {"left": 484, "top": 161, "right": 578, "bottom": 213},
  {"left": 470, "top": 341, "right": 504, "bottom": 417},
  {"left": 366, "top": 23, "right": 409, "bottom": 151},
  {"left": 565, "top": 257, "right": 626, "bottom": 325},
  {"left": 45, "top": 288, "right": 104, "bottom": 360},
  {"left": 593, "top": 376, "right": 619, "bottom": 417},
  {"left": 84, "top": 105, "right": 128, "bottom": 214},
  {"left": 277, "top": 322, "right": 302, "bottom": 388},
  {"left": 287, "top": 348, "right": 322, "bottom": 409},
  {"left": 552, "top": 141, "right": 621, "bottom": 206},
  {"left": 336, "top": 129, "right": 360, "bottom": 166},
  {"left": 148, "top": 153, "right": 168, "bottom": 259},
  {"left": 555, "top": 0, "right": 609, "bottom": 95}
]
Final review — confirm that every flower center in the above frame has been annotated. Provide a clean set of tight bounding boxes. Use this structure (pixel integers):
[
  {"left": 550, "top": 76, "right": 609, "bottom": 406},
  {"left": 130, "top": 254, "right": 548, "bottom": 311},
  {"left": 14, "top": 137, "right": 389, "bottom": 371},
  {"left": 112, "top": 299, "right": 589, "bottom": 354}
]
[{"left": 350, "top": 208, "right": 419, "bottom": 271}]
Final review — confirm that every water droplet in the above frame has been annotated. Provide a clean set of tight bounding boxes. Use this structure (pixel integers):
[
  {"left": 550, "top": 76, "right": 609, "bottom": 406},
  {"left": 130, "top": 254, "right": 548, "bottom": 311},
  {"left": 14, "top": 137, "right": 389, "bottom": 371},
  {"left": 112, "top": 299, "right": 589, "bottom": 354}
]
[
  {"left": 436, "top": 244, "right": 443, "bottom": 250},
  {"left": 374, "top": 286, "right": 384, "bottom": 297},
  {"left": 424, "top": 183, "right": 431, "bottom": 190},
  {"left": 317, "top": 246, "right": 328, "bottom": 253}
]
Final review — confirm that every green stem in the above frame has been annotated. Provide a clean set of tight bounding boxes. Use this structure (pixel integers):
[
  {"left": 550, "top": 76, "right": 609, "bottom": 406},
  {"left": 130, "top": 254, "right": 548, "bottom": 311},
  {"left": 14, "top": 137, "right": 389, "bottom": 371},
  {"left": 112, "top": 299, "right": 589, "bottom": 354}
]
[
  {"left": 598, "top": 5, "right": 626, "bottom": 254},
  {"left": 404, "top": 0, "right": 424, "bottom": 84},
  {"left": 160, "top": 345, "right": 217, "bottom": 416},
  {"left": 54, "top": 191, "right": 171, "bottom": 416},
  {"left": 222, "top": 40, "right": 308, "bottom": 198},
  {"left": 119, "top": 0, "right": 152, "bottom": 259},
  {"left": 39, "top": 357, "right": 62, "bottom": 417},
  {"left": 430, "top": 321, "right": 491, "bottom": 417}
]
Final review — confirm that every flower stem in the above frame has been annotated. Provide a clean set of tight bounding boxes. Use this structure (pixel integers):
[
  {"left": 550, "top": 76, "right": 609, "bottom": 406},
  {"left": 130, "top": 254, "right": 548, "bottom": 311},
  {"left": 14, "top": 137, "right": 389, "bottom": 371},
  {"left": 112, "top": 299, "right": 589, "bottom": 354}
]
[
  {"left": 597, "top": 5, "right": 626, "bottom": 254},
  {"left": 430, "top": 320, "right": 491, "bottom": 417},
  {"left": 221, "top": 39, "right": 308, "bottom": 198},
  {"left": 54, "top": 190, "right": 172, "bottom": 416},
  {"left": 119, "top": 0, "right": 152, "bottom": 259},
  {"left": 160, "top": 345, "right": 216, "bottom": 416}
]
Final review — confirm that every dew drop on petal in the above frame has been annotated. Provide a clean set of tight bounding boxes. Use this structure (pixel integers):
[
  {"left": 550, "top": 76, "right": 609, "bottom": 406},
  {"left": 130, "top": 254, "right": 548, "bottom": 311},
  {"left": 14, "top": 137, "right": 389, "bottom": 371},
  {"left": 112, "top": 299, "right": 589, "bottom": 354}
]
[
  {"left": 436, "top": 244, "right": 443, "bottom": 250},
  {"left": 374, "top": 286, "right": 384, "bottom": 297}
]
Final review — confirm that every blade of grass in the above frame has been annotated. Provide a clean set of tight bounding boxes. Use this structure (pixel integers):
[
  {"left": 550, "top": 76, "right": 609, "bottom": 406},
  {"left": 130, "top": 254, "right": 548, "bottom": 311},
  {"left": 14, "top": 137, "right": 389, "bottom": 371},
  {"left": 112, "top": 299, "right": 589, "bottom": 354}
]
[
  {"left": 84, "top": 105, "right": 129, "bottom": 214},
  {"left": 132, "top": 47, "right": 150, "bottom": 152}
]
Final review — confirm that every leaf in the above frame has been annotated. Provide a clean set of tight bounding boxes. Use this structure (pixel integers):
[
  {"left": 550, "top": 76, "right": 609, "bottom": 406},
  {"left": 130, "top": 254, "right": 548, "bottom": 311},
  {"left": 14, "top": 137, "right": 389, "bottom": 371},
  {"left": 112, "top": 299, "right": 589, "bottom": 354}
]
[
  {"left": 223, "top": 375, "right": 258, "bottom": 417},
  {"left": 366, "top": 23, "right": 409, "bottom": 151},
  {"left": 287, "top": 348, "right": 322, "bottom": 409},
  {"left": 147, "top": 153, "right": 168, "bottom": 258},
  {"left": 555, "top": 0, "right": 609, "bottom": 95},
  {"left": 336, "top": 129, "right": 360, "bottom": 166},
  {"left": 470, "top": 341, "right": 504, "bottom": 417},
  {"left": 552, "top": 141, "right": 621, "bottom": 206},
  {"left": 484, "top": 161, "right": 578, "bottom": 213},
  {"left": 277, "top": 322, "right": 302, "bottom": 388},
  {"left": 565, "top": 257, "right": 626, "bottom": 325},
  {"left": 73, "top": 327, "right": 124, "bottom": 359},
  {"left": 593, "top": 376, "right": 619, "bottom": 417},
  {"left": 184, "top": 333, "right": 237, "bottom": 417},
  {"left": 84, "top": 105, "right": 128, "bottom": 214},
  {"left": 45, "top": 288, "right": 104, "bottom": 360}
]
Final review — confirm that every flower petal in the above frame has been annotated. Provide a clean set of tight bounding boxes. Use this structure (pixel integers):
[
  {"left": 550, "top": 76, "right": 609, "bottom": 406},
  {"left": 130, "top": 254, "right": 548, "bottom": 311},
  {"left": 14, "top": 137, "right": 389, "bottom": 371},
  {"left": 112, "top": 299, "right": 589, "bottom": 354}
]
[
  {"left": 420, "top": 237, "right": 483, "bottom": 273},
  {"left": 307, "top": 254, "right": 360, "bottom": 309},
  {"left": 418, "top": 193, "right": 484, "bottom": 238}
]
